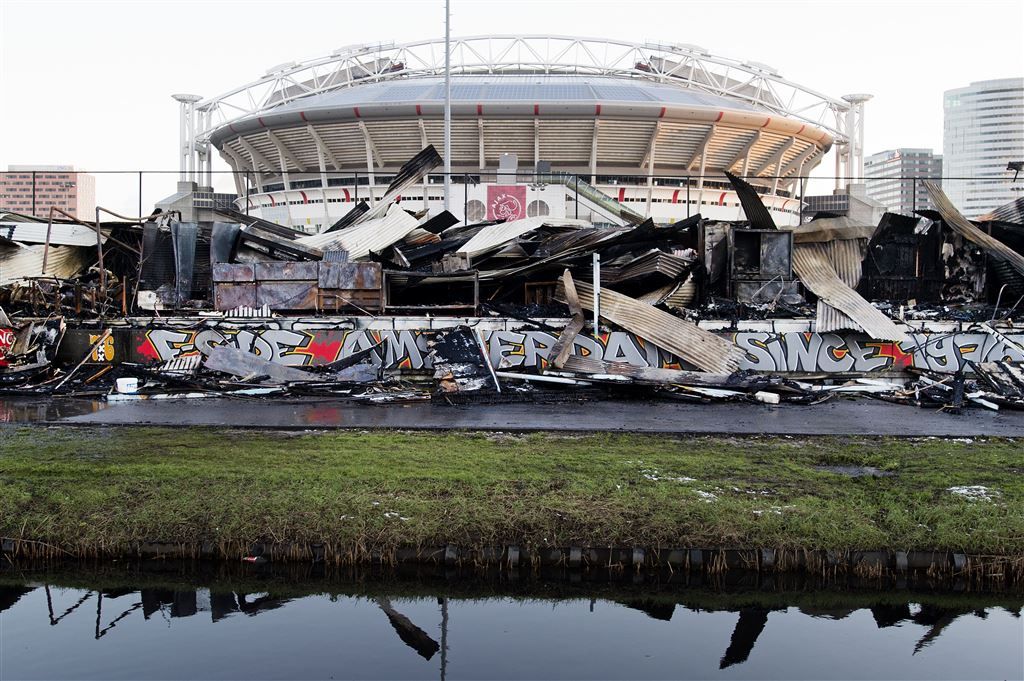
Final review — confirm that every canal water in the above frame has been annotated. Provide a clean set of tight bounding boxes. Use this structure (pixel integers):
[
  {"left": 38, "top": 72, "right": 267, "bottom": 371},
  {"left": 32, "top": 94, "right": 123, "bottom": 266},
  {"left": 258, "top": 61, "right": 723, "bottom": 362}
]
[{"left": 1, "top": 566, "right": 1021, "bottom": 680}]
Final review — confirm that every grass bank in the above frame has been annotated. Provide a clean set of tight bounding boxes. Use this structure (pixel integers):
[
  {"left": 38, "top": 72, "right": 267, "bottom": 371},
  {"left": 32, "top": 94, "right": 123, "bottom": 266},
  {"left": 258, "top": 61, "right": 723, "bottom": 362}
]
[{"left": 0, "top": 427, "right": 1022, "bottom": 558}]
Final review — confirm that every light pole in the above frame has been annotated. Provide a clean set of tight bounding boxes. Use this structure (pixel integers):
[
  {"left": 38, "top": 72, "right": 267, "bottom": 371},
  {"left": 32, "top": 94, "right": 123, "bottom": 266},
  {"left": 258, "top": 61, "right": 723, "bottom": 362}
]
[{"left": 443, "top": 0, "right": 452, "bottom": 212}]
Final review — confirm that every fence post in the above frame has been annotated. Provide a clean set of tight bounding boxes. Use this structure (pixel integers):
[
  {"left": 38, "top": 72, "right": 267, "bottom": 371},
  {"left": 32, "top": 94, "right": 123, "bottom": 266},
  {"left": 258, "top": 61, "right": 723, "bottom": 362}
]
[
  {"left": 354, "top": 172, "right": 359, "bottom": 203},
  {"left": 912, "top": 177, "right": 917, "bottom": 214},
  {"left": 575, "top": 175, "right": 579, "bottom": 220},
  {"left": 686, "top": 176, "right": 691, "bottom": 219},
  {"left": 138, "top": 172, "right": 143, "bottom": 220},
  {"left": 32, "top": 171, "right": 36, "bottom": 217}
]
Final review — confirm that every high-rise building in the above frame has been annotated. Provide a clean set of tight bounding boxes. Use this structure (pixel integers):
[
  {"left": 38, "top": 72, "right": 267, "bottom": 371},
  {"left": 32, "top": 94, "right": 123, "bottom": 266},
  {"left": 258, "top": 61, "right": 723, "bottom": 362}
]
[
  {"left": 0, "top": 165, "right": 96, "bottom": 218},
  {"left": 943, "top": 78, "right": 1024, "bottom": 217},
  {"left": 864, "top": 149, "right": 942, "bottom": 214}
]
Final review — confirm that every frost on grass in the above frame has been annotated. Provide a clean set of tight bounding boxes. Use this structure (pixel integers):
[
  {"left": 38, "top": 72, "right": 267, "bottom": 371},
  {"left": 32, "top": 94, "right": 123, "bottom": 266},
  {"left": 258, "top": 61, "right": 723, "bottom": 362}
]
[
  {"left": 947, "top": 485, "right": 1000, "bottom": 502},
  {"left": 642, "top": 469, "right": 696, "bottom": 483},
  {"left": 753, "top": 505, "right": 796, "bottom": 516},
  {"left": 628, "top": 460, "right": 696, "bottom": 484},
  {"left": 694, "top": 490, "right": 718, "bottom": 503}
]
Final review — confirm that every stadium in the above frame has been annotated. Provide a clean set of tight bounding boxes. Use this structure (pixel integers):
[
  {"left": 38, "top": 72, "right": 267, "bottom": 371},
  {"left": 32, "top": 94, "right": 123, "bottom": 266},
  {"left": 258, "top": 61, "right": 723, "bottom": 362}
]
[{"left": 178, "top": 36, "right": 867, "bottom": 232}]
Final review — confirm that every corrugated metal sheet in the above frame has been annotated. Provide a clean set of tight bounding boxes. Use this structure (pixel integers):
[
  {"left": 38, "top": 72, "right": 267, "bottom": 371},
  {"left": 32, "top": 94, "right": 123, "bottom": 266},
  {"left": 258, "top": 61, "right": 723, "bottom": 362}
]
[
  {"left": 458, "top": 217, "right": 589, "bottom": 259},
  {"left": 299, "top": 203, "right": 419, "bottom": 260},
  {"left": 980, "top": 196, "right": 1024, "bottom": 224},
  {"left": 813, "top": 239, "right": 862, "bottom": 332},
  {"left": 792, "top": 243, "right": 908, "bottom": 342},
  {"left": 926, "top": 181, "right": 1024, "bottom": 279},
  {"left": 350, "top": 145, "right": 443, "bottom": 227},
  {"left": 560, "top": 280, "right": 743, "bottom": 374},
  {"left": 724, "top": 171, "right": 776, "bottom": 231},
  {"left": 0, "top": 243, "right": 90, "bottom": 285},
  {"left": 0, "top": 222, "right": 103, "bottom": 247}
]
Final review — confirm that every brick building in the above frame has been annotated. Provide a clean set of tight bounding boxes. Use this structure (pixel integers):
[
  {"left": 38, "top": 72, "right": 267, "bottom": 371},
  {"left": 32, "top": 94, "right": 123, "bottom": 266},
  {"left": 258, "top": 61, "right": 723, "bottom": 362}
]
[{"left": 0, "top": 165, "right": 96, "bottom": 218}]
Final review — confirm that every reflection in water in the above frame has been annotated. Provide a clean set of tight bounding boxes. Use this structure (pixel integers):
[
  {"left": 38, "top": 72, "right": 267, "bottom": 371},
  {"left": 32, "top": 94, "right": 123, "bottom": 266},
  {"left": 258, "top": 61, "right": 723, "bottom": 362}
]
[
  {"left": 720, "top": 607, "right": 771, "bottom": 669},
  {"left": 1, "top": 578, "right": 1022, "bottom": 680}
]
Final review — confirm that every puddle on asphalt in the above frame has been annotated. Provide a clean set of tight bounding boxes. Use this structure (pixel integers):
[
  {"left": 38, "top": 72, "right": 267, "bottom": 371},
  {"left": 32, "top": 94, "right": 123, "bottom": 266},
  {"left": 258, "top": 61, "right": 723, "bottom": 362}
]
[
  {"left": 0, "top": 397, "right": 106, "bottom": 423},
  {"left": 0, "top": 564, "right": 1020, "bottom": 680}
]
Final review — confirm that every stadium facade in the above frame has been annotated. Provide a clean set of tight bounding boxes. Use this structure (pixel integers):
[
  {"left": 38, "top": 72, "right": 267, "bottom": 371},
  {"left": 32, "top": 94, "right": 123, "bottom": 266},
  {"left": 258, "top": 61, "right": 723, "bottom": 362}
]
[{"left": 174, "top": 37, "right": 869, "bottom": 232}]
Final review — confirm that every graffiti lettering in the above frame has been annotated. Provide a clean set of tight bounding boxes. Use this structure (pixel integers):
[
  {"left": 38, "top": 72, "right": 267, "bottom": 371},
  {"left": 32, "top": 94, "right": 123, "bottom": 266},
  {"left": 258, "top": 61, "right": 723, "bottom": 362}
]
[{"left": 128, "top": 326, "right": 1024, "bottom": 375}]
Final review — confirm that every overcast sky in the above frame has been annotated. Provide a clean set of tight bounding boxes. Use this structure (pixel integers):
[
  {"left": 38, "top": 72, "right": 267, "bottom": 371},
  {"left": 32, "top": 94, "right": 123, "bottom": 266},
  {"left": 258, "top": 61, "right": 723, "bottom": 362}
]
[{"left": 2, "top": 0, "right": 1022, "bottom": 214}]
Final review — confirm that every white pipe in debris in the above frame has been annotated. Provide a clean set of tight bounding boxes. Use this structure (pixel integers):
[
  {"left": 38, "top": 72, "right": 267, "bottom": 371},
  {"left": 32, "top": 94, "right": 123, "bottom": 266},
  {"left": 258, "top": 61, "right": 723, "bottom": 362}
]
[{"left": 592, "top": 252, "right": 601, "bottom": 341}]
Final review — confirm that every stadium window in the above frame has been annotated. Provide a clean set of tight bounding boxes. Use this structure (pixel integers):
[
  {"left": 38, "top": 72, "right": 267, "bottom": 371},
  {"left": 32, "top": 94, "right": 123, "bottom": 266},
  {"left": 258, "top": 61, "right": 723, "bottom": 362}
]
[
  {"left": 527, "top": 200, "right": 549, "bottom": 217},
  {"left": 466, "top": 199, "right": 486, "bottom": 222}
]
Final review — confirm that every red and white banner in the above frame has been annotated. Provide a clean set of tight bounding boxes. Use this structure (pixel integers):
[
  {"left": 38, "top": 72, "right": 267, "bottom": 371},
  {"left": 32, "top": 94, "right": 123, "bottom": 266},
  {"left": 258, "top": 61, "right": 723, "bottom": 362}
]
[
  {"left": 0, "top": 328, "right": 14, "bottom": 367},
  {"left": 486, "top": 185, "right": 526, "bottom": 221}
]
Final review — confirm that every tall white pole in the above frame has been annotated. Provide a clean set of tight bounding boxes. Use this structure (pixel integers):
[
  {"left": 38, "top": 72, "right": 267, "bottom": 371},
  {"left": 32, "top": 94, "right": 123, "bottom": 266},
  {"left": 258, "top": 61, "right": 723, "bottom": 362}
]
[{"left": 443, "top": 0, "right": 452, "bottom": 211}]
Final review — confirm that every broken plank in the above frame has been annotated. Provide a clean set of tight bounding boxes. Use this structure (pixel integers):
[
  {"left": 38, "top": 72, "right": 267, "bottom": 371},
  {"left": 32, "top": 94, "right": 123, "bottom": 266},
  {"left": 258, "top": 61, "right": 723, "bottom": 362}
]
[{"left": 546, "top": 270, "right": 586, "bottom": 370}]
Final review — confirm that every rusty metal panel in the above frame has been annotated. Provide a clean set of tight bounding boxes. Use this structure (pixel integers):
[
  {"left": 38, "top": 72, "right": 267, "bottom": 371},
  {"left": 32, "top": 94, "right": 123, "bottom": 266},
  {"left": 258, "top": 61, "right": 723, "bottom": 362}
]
[
  {"left": 256, "top": 282, "right": 318, "bottom": 309},
  {"left": 212, "top": 263, "right": 256, "bottom": 282},
  {"left": 318, "top": 262, "right": 382, "bottom": 289},
  {"left": 214, "top": 283, "right": 257, "bottom": 310},
  {"left": 318, "top": 290, "right": 383, "bottom": 313},
  {"left": 254, "top": 261, "right": 319, "bottom": 282}
]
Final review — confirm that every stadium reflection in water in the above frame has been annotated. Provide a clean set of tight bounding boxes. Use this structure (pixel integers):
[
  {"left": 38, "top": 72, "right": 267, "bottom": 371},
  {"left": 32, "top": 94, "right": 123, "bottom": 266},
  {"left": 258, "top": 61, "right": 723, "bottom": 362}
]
[{"left": 1, "top": 578, "right": 1022, "bottom": 680}]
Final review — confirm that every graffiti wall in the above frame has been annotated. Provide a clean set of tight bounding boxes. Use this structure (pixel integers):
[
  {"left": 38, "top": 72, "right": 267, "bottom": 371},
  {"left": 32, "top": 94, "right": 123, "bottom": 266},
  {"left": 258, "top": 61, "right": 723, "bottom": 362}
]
[{"left": 55, "top": 323, "right": 1024, "bottom": 375}]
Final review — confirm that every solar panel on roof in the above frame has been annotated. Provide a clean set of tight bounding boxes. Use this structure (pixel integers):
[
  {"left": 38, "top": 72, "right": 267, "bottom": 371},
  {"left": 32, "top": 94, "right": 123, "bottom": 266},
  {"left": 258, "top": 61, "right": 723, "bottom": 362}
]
[
  {"left": 484, "top": 84, "right": 535, "bottom": 100},
  {"left": 450, "top": 84, "right": 484, "bottom": 99},
  {"left": 589, "top": 84, "right": 654, "bottom": 102},
  {"left": 535, "top": 84, "right": 591, "bottom": 99},
  {"left": 372, "top": 84, "right": 435, "bottom": 102}
]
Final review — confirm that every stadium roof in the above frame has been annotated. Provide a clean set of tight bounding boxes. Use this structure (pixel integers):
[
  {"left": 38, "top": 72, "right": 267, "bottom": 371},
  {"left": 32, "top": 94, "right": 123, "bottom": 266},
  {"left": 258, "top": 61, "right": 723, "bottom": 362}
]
[{"left": 266, "top": 75, "right": 759, "bottom": 113}]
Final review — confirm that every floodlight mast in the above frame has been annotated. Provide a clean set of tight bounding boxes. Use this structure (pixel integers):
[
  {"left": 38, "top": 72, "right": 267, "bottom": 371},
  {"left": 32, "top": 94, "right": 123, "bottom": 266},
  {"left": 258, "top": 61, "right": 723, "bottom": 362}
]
[
  {"left": 172, "top": 94, "right": 203, "bottom": 183},
  {"left": 841, "top": 93, "right": 872, "bottom": 185}
]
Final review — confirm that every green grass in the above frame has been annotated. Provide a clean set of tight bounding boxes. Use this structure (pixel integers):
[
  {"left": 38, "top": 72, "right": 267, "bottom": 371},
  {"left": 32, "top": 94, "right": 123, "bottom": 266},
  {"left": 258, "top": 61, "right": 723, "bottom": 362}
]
[{"left": 0, "top": 427, "right": 1022, "bottom": 557}]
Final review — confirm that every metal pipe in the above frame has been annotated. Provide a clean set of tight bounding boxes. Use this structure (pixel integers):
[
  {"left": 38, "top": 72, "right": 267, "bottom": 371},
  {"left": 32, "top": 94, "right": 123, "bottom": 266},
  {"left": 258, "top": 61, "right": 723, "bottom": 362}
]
[
  {"left": 592, "top": 252, "right": 601, "bottom": 342},
  {"left": 94, "top": 207, "right": 106, "bottom": 301},
  {"left": 41, "top": 207, "right": 57, "bottom": 274}
]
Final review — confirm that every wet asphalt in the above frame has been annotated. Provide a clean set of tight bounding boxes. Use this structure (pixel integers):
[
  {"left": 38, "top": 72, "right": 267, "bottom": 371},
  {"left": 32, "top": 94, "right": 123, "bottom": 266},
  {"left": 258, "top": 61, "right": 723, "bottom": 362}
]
[{"left": 2, "top": 396, "right": 1023, "bottom": 436}]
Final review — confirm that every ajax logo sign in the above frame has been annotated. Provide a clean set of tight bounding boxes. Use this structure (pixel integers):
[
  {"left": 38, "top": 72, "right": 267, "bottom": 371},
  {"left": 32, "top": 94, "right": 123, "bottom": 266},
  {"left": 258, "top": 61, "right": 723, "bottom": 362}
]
[{"left": 486, "top": 185, "right": 527, "bottom": 221}]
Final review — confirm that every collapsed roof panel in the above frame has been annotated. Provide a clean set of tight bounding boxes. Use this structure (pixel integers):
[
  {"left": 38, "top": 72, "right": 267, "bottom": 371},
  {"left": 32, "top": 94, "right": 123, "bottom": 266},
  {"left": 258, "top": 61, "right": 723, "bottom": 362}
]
[
  {"left": 300, "top": 203, "right": 419, "bottom": 260},
  {"left": 792, "top": 242, "right": 909, "bottom": 342},
  {"left": 559, "top": 279, "right": 743, "bottom": 374}
]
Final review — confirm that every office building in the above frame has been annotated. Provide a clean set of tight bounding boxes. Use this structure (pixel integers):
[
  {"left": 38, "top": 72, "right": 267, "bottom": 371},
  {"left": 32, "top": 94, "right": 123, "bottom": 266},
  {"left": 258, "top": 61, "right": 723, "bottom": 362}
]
[
  {"left": 864, "top": 149, "right": 942, "bottom": 214},
  {"left": 943, "top": 78, "right": 1024, "bottom": 217}
]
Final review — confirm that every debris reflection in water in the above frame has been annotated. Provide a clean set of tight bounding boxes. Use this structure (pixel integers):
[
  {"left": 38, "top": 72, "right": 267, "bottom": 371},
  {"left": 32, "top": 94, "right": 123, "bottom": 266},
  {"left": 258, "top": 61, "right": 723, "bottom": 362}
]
[{"left": 1, "top": 580, "right": 1022, "bottom": 680}]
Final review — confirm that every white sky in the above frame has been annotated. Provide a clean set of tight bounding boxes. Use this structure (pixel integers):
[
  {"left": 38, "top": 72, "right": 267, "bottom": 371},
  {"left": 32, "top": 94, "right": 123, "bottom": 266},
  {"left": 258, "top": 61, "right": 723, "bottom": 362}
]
[{"left": 2, "top": 0, "right": 1022, "bottom": 215}]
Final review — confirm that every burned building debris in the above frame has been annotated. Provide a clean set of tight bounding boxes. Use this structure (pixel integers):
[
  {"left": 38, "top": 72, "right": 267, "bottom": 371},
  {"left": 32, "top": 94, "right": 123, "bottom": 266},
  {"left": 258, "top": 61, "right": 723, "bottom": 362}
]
[{"left": 2, "top": 147, "right": 1024, "bottom": 411}]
